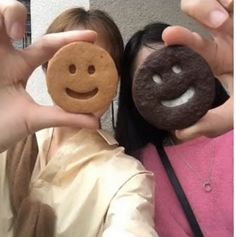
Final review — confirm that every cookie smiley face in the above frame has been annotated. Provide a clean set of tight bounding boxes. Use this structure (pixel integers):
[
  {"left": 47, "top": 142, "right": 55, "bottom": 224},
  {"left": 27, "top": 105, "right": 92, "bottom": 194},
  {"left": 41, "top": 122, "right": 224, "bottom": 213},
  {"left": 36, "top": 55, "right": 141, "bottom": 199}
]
[
  {"left": 132, "top": 45, "right": 215, "bottom": 130},
  {"left": 46, "top": 42, "right": 118, "bottom": 113}
]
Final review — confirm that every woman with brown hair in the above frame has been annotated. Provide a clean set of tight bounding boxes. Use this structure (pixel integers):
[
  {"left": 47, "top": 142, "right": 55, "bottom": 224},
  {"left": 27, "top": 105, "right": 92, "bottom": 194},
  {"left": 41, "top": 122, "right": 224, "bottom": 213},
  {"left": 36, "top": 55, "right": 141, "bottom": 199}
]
[{"left": 0, "top": 5, "right": 157, "bottom": 237}]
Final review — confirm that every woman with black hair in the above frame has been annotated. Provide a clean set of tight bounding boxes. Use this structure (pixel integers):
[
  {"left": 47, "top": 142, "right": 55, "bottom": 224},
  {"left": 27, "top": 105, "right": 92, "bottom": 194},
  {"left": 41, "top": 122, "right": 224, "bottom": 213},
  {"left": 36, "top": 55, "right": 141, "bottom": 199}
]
[{"left": 115, "top": 1, "right": 233, "bottom": 236}]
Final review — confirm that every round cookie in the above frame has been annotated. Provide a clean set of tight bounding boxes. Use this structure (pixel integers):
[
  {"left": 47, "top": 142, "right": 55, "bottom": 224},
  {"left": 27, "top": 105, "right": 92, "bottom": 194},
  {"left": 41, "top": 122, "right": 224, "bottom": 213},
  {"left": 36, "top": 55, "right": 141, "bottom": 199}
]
[
  {"left": 132, "top": 45, "right": 215, "bottom": 131},
  {"left": 46, "top": 42, "right": 118, "bottom": 113}
]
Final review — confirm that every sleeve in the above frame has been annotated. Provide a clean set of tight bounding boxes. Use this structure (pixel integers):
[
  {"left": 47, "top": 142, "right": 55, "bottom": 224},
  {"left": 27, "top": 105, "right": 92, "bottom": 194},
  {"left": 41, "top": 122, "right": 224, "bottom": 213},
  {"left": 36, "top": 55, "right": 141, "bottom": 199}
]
[{"left": 101, "top": 172, "right": 159, "bottom": 237}]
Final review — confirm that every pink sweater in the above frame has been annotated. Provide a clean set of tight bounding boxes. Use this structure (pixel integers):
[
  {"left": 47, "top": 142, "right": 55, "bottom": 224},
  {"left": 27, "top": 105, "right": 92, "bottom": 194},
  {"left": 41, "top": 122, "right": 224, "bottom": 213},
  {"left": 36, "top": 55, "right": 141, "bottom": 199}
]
[{"left": 141, "top": 130, "right": 233, "bottom": 237}]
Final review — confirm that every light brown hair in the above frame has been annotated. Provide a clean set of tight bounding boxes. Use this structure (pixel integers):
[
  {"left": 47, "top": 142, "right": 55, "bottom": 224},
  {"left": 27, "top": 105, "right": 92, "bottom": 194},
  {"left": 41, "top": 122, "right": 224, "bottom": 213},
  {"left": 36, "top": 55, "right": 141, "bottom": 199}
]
[{"left": 43, "top": 7, "right": 124, "bottom": 75}]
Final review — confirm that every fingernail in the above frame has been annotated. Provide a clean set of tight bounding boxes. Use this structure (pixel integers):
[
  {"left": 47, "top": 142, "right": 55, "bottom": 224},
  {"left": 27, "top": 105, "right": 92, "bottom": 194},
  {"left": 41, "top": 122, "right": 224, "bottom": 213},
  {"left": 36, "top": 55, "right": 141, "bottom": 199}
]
[
  {"left": 9, "top": 22, "right": 24, "bottom": 40},
  {"left": 208, "top": 10, "right": 228, "bottom": 28}
]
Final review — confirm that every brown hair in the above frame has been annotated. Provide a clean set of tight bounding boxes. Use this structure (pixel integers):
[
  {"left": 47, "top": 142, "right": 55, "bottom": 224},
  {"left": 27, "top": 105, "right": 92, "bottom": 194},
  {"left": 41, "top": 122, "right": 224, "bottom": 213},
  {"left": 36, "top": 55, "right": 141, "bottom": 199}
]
[{"left": 43, "top": 7, "right": 124, "bottom": 75}]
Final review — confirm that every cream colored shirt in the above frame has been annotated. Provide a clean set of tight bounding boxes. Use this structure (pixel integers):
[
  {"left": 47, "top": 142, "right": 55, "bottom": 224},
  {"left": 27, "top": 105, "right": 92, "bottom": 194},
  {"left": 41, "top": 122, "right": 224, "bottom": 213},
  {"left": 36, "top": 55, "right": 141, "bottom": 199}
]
[{"left": 0, "top": 128, "right": 157, "bottom": 237}]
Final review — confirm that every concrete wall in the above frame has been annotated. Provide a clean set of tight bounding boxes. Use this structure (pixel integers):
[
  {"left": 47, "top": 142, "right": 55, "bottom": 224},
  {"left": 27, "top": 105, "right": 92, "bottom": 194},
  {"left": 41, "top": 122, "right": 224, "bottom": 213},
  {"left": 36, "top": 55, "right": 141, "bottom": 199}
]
[
  {"left": 90, "top": 0, "right": 207, "bottom": 43},
  {"left": 27, "top": 0, "right": 207, "bottom": 133}
]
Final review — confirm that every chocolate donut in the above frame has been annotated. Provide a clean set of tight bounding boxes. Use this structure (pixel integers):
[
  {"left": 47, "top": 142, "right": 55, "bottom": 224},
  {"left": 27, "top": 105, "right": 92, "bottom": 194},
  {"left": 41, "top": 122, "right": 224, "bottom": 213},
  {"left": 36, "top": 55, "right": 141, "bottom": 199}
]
[{"left": 132, "top": 45, "right": 215, "bottom": 130}]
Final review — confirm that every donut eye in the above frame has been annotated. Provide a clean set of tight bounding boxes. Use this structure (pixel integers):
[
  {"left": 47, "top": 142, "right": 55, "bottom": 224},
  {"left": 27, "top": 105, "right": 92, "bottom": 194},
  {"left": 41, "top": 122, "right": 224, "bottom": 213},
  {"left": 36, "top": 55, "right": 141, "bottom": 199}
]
[
  {"left": 69, "top": 64, "right": 76, "bottom": 74},
  {"left": 88, "top": 65, "right": 95, "bottom": 75},
  {"left": 152, "top": 74, "right": 162, "bottom": 85},
  {"left": 171, "top": 64, "right": 182, "bottom": 74}
]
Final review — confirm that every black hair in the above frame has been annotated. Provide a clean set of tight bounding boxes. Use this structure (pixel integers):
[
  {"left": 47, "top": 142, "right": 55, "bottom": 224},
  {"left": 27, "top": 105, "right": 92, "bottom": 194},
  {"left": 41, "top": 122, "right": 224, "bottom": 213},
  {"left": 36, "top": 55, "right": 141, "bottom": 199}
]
[
  {"left": 115, "top": 22, "right": 170, "bottom": 157},
  {"left": 115, "top": 22, "right": 229, "bottom": 158}
]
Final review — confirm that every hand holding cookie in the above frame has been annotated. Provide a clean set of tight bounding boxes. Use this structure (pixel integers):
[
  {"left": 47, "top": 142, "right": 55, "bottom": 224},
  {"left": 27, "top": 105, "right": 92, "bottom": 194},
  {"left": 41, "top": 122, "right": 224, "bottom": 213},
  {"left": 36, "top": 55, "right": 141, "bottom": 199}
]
[
  {"left": 0, "top": 0, "right": 98, "bottom": 152},
  {"left": 162, "top": 0, "right": 233, "bottom": 141}
]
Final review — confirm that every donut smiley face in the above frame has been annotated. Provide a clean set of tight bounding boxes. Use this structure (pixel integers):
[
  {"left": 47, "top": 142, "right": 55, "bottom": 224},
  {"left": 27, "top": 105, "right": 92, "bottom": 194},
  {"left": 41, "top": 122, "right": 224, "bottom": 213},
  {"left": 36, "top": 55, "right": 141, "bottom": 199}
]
[
  {"left": 47, "top": 42, "right": 118, "bottom": 113},
  {"left": 132, "top": 46, "right": 215, "bottom": 130}
]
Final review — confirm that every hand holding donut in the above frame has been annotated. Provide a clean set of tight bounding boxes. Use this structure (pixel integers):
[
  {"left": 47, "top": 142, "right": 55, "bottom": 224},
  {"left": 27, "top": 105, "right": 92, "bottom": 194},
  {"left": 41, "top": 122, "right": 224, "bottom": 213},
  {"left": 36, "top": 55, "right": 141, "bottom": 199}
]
[
  {"left": 162, "top": 0, "right": 233, "bottom": 141},
  {"left": 0, "top": 0, "right": 98, "bottom": 152}
]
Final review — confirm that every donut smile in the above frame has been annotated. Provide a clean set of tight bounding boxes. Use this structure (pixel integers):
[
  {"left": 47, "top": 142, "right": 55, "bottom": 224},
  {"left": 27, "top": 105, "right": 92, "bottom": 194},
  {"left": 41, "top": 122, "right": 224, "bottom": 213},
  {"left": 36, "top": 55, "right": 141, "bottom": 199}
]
[
  {"left": 66, "top": 87, "right": 98, "bottom": 99},
  {"left": 161, "top": 87, "right": 195, "bottom": 107}
]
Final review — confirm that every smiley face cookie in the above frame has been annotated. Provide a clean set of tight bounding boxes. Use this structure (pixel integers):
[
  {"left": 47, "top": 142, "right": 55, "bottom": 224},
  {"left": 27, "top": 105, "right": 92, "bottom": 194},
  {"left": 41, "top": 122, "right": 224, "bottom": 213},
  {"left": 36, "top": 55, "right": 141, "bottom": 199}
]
[
  {"left": 46, "top": 42, "right": 118, "bottom": 113},
  {"left": 132, "top": 45, "right": 215, "bottom": 130}
]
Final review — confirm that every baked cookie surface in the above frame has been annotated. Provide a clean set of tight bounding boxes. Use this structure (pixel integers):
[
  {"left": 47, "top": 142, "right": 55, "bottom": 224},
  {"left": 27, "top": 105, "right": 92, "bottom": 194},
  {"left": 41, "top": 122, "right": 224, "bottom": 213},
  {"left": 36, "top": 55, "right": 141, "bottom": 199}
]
[
  {"left": 132, "top": 45, "right": 215, "bottom": 130},
  {"left": 47, "top": 42, "right": 118, "bottom": 113}
]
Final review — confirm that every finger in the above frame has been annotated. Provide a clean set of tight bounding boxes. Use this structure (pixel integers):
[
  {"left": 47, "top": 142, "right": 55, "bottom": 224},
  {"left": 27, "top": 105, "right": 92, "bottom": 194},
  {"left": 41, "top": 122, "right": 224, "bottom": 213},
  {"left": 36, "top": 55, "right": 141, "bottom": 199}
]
[
  {"left": 21, "top": 30, "right": 97, "bottom": 72},
  {"left": 26, "top": 104, "right": 99, "bottom": 133},
  {"left": 0, "top": 0, "right": 26, "bottom": 40},
  {"left": 181, "top": 0, "right": 230, "bottom": 28},
  {"left": 162, "top": 26, "right": 211, "bottom": 50},
  {"left": 162, "top": 26, "right": 216, "bottom": 66},
  {"left": 175, "top": 97, "right": 233, "bottom": 141}
]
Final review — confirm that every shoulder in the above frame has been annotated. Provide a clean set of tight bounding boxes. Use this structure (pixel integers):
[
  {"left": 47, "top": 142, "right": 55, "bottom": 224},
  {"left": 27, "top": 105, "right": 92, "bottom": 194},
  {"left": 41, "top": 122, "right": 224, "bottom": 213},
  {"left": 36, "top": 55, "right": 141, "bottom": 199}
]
[
  {"left": 100, "top": 146, "right": 154, "bottom": 190},
  {"left": 93, "top": 129, "right": 154, "bottom": 176}
]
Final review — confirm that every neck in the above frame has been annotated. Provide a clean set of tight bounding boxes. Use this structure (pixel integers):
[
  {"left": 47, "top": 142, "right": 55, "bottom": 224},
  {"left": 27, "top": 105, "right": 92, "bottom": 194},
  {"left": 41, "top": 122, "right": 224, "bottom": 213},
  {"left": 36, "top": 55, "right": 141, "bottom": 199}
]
[
  {"left": 53, "top": 127, "right": 82, "bottom": 146},
  {"left": 45, "top": 126, "right": 82, "bottom": 164}
]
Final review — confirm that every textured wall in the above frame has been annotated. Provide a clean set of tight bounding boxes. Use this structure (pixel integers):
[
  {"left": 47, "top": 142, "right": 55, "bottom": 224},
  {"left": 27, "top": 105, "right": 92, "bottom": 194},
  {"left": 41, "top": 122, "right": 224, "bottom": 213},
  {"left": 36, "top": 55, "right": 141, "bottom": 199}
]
[{"left": 90, "top": 0, "right": 207, "bottom": 43}]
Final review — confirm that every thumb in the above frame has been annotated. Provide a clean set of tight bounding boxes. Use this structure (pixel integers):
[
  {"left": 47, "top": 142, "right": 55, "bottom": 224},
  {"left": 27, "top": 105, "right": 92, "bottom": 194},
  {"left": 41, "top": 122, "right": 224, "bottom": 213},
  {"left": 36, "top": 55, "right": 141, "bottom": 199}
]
[{"left": 162, "top": 26, "right": 212, "bottom": 58}]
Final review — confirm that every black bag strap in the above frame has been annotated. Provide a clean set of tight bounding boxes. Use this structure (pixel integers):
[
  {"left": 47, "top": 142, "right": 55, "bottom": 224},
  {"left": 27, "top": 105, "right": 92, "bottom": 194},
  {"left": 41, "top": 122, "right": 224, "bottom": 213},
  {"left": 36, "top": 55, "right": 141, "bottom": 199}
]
[{"left": 155, "top": 144, "right": 203, "bottom": 237}]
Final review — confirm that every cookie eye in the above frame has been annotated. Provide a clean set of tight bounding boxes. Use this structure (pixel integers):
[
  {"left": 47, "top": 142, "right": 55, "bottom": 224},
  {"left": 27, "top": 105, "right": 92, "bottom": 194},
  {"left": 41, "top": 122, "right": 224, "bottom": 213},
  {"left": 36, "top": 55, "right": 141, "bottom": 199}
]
[
  {"left": 171, "top": 64, "right": 182, "bottom": 74},
  {"left": 152, "top": 74, "right": 162, "bottom": 85},
  {"left": 88, "top": 65, "right": 95, "bottom": 75},
  {"left": 69, "top": 64, "right": 76, "bottom": 74}
]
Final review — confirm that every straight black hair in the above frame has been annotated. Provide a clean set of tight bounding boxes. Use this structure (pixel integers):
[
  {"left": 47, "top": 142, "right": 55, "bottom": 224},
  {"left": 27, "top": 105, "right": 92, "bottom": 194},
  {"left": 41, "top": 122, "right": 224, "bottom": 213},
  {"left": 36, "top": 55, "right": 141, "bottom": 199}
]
[{"left": 115, "top": 23, "right": 170, "bottom": 157}]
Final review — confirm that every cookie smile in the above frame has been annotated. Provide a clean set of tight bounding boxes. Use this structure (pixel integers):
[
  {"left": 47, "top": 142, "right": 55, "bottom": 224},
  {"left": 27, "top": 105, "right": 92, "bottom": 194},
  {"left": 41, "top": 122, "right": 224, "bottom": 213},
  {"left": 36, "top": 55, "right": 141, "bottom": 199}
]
[
  {"left": 66, "top": 88, "right": 98, "bottom": 99},
  {"left": 161, "top": 87, "right": 195, "bottom": 107}
]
